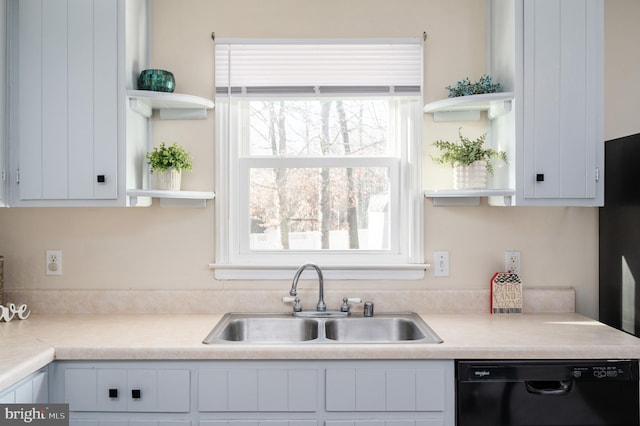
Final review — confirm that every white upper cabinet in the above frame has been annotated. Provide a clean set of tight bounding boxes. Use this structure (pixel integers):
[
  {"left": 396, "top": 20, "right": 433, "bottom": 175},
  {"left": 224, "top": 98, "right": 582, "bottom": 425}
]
[
  {"left": 7, "top": 0, "right": 149, "bottom": 206},
  {"left": 490, "top": 0, "right": 604, "bottom": 206}
]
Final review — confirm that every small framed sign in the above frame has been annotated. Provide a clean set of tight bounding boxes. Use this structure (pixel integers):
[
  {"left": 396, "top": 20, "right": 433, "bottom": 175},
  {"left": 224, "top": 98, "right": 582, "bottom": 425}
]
[{"left": 490, "top": 272, "right": 522, "bottom": 314}]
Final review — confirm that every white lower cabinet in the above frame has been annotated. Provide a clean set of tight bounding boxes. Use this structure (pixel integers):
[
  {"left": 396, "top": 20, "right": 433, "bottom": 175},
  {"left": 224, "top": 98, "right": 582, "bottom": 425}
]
[
  {"left": 0, "top": 368, "right": 48, "bottom": 403},
  {"left": 50, "top": 360, "right": 454, "bottom": 426}
]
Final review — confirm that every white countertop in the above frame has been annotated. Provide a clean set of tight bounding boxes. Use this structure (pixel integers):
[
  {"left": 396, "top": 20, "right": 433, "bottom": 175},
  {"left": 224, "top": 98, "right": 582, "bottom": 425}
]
[{"left": 2, "top": 312, "right": 640, "bottom": 391}]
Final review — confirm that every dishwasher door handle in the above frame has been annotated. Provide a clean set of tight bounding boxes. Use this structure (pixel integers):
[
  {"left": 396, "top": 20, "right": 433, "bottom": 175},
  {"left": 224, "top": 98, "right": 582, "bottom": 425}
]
[{"left": 525, "top": 380, "right": 574, "bottom": 395}]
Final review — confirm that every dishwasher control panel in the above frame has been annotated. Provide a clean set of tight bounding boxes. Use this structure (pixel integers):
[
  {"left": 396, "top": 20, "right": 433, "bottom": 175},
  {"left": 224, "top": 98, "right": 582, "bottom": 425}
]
[
  {"left": 572, "top": 363, "right": 634, "bottom": 380},
  {"left": 459, "top": 360, "right": 638, "bottom": 382}
]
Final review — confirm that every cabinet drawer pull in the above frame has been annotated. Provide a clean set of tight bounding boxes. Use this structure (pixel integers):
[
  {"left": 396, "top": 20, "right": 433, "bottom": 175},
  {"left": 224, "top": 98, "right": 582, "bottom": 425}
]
[
  {"left": 108, "top": 388, "right": 118, "bottom": 398},
  {"left": 131, "top": 389, "right": 141, "bottom": 399},
  {"left": 97, "top": 175, "right": 106, "bottom": 183},
  {"left": 536, "top": 173, "right": 544, "bottom": 182}
]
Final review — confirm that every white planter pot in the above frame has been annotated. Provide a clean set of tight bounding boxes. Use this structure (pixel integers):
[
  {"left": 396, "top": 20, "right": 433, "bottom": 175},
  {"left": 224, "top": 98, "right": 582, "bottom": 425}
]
[
  {"left": 153, "top": 168, "right": 182, "bottom": 191},
  {"left": 453, "top": 160, "right": 488, "bottom": 190}
]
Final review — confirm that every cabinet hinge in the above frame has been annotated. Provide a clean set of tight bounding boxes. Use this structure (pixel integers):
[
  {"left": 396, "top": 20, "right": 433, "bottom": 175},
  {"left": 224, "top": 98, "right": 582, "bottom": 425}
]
[
  {"left": 15, "top": 169, "right": 20, "bottom": 184},
  {"left": 595, "top": 167, "right": 600, "bottom": 182},
  {"left": 1, "top": 170, "right": 5, "bottom": 183}
]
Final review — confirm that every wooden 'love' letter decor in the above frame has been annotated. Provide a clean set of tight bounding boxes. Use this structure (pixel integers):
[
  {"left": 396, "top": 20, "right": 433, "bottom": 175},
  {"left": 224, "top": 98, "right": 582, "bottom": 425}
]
[{"left": 0, "top": 303, "right": 31, "bottom": 322}]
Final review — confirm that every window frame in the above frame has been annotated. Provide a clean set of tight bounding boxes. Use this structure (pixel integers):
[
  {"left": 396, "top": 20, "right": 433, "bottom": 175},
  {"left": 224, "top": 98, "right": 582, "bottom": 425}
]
[{"left": 211, "top": 39, "right": 427, "bottom": 280}]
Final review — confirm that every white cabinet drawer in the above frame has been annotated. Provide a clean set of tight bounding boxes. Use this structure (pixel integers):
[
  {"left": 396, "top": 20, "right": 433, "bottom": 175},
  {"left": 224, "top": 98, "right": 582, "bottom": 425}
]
[
  {"left": 64, "top": 368, "right": 190, "bottom": 412},
  {"left": 198, "top": 368, "right": 317, "bottom": 412},
  {"left": 325, "top": 367, "right": 445, "bottom": 412}
]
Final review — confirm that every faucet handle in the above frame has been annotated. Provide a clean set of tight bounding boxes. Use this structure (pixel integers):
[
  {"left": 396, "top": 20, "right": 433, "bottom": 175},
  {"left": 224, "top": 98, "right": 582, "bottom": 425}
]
[
  {"left": 340, "top": 297, "right": 363, "bottom": 312},
  {"left": 282, "top": 296, "right": 302, "bottom": 312}
]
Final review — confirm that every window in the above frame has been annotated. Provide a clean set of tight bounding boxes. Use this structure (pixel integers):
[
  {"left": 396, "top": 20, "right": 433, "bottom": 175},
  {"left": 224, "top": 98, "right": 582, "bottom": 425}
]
[{"left": 213, "top": 39, "right": 425, "bottom": 279}]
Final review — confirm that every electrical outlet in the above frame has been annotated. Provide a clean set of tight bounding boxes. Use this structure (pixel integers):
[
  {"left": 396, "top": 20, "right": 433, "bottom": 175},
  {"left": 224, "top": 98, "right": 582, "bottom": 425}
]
[
  {"left": 434, "top": 251, "right": 449, "bottom": 277},
  {"left": 46, "top": 250, "right": 62, "bottom": 276},
  {"left": 504, "top": 251, "right": 520, "bottom": 274}
]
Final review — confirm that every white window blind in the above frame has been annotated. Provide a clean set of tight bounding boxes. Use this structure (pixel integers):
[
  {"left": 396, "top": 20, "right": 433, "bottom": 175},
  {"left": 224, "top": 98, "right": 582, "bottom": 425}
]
[{"left": 215, "top": 39, "right": 423, "bottom": 95}]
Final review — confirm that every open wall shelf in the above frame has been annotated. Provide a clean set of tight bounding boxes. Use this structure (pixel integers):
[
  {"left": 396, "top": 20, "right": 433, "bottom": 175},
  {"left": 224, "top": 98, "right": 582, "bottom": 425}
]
[
  {"left": 424, "top": 189, "right": 515, "bottom": 206},
  {"left": 127, "top": 90, "right": 214, "bottom": 120},
  {"left": 127, "top": 189, "right": 215, "bottom": 208},
  {"left": 424, "top": 92, "right": 514, "bottom": 121}
]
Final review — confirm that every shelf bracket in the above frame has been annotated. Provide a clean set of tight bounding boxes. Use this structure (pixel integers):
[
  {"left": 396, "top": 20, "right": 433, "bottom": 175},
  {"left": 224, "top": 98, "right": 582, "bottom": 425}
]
[
  {"left": 488, "top": 99, "right": 513, "bottom": 120},
  {"left": 128, "top": 98, "right": 152, "bottom": 118},
  {"left": 127, "top": 194, "right": 152, "bottom": 207}
]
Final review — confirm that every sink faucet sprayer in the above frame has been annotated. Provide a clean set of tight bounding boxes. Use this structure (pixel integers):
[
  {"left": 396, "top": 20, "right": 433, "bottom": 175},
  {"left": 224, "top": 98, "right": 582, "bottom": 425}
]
[{"left": 289, "top": 263, "right": 326, "bottom": 312}]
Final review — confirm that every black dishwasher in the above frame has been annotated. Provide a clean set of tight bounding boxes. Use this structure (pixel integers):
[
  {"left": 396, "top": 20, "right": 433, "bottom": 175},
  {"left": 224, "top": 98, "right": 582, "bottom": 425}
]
[{"left": 457, "top": 360, "right": 639, "bottom": 426}]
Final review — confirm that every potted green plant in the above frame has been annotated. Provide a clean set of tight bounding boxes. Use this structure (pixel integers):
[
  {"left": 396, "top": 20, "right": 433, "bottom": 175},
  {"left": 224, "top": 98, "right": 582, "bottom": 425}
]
[
  {"left": 432, "top": 128, "right": 506, "bottom": 189},
  {"left": 146, "top": 142, "right": 193, "bottom": 191},
  {"left": 445, "top": 74, "right": 502, "bottom": 98}
]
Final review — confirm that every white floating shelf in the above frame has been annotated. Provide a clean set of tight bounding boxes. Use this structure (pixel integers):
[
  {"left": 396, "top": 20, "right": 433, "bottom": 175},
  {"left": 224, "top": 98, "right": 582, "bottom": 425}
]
[
  {"left": 127, "top": 189, "right": 215, "bottom": 208},
  {"left": 424, "top": 189, "right": 514, "bottom": 206},
  {"left": 127, "top": 90, "right": 214, "bottom": 120},
  {"left": 424, "top": 92, "right": 514, "bottom": 121}
]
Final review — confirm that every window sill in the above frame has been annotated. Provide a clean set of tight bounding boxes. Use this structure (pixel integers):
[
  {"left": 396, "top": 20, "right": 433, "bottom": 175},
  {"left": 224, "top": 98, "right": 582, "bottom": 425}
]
[{"left": 209, "top": 263, "right": 430, "bottom": 280}]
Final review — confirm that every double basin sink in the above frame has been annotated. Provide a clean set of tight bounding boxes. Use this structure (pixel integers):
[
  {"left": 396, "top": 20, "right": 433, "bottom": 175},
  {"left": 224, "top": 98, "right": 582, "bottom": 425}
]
[{"left": 203, "top": 312, "right": 443, "bottom": 344}]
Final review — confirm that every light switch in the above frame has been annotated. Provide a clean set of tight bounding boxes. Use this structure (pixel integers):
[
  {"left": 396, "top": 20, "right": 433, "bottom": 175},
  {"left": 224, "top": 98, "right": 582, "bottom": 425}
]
[{"left": 434, "top": 251, "right": 449, "bottom": 277}]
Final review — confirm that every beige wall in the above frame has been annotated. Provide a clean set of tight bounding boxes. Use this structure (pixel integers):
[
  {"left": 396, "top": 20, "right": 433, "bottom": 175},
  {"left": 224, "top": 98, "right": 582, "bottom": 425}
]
[
  {"left": 1, "top": 0, "right": 638, "bottom": 319},
  {"left": 604, "top": 0, "right": 640, "bottom": 140}
]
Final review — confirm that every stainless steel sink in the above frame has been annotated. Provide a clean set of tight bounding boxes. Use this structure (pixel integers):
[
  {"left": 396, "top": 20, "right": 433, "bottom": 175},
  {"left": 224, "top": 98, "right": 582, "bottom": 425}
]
[
  {"left": 203, "top": 312, "right": 442, "bottom": 344},
  {"left": 324, "top": 315, "right": 443, "bottom": 343},
  {"left": 203, "top": 314, "right": 319, "bottom": 343}
]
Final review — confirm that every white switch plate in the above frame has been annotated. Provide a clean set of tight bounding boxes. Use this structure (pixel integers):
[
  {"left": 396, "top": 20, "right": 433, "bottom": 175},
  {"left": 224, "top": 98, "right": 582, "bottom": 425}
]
[
  {"left": 46, "top": 250, "right": 62, "bottom": 276},
  {"left": 434, "top": 251, "right": 449, "bottom": 277}
]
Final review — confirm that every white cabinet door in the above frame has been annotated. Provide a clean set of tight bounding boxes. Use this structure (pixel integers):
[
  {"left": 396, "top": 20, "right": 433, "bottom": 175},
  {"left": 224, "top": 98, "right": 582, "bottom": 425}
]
[
  {"left": 64, "top": 368, "right": 190, "bottom": 413},
  {"left": 9, "top": 0, "right": 119, "bottom": 202},
  {"left": 0, "top": 369, "right": 48, "bottom": 403},
  {"left": 520, "top": 0, "right": 603, "bottom": 205},
  {"left": 14, "top": 370, "right": 48, "bottom": 403},
  {"left": 198, "top": 368, "right": 317, "bottom": 413},
  {"left": 490, "top": 0, "right": 604, "bottom": 206},
  {"left": 96, "top": 369, "right": 128, "bottom": 412},
  {"left": 325, "top": 368, "right": 445, "bottom": 412}
]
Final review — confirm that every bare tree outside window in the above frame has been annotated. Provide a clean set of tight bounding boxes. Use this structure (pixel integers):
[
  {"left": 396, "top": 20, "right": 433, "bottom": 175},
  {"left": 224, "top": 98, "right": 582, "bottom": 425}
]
[{"left": 247, "top": 99, "right": 391, "bottom": 251}]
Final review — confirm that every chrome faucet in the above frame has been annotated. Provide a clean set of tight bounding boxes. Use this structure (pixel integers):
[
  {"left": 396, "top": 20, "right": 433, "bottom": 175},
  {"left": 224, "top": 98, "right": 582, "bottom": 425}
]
[{"left": 289, "top": 263, "right": 326, "bottom": 312}]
